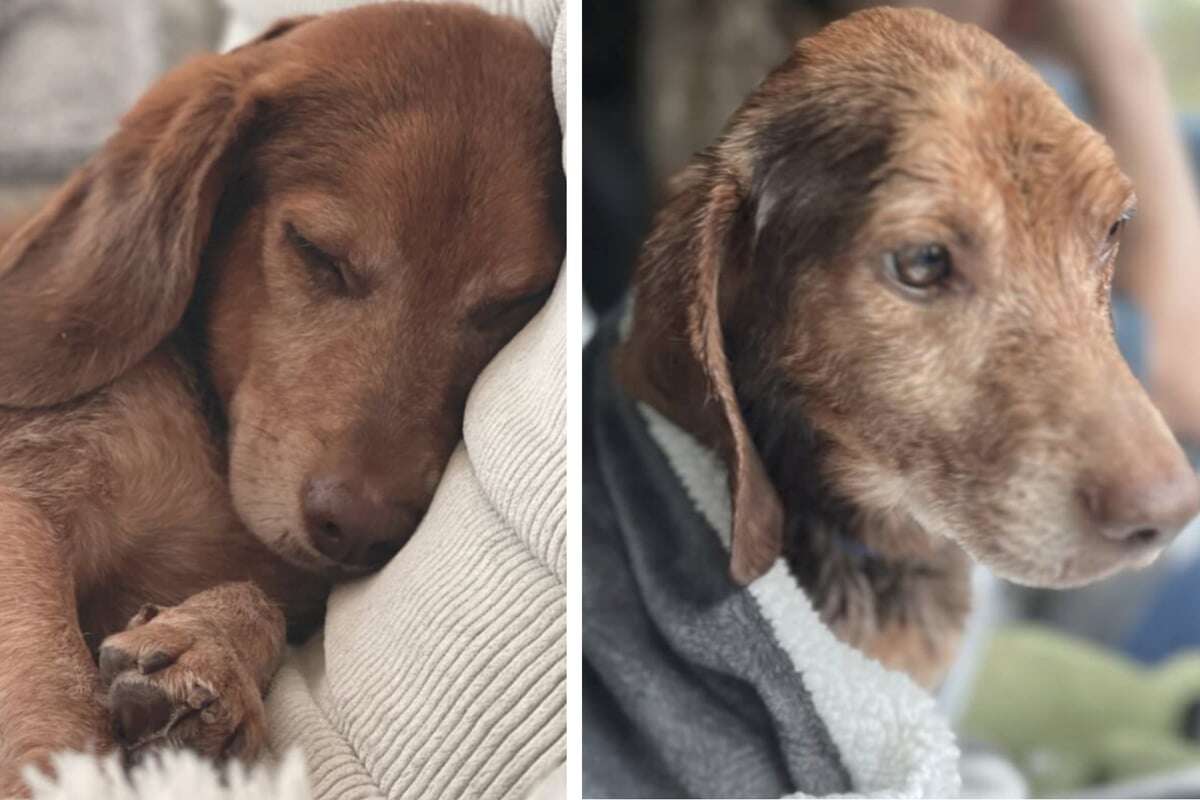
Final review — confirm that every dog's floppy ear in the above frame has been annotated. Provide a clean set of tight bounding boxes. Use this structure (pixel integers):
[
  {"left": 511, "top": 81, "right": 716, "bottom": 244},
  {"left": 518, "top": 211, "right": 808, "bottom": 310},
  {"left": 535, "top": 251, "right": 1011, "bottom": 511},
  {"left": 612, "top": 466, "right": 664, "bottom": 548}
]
[
  {"left": 618, "top": 162, "right": 784, "bottom": 584},
  {"left": 0, "top": 46, "right": 276, "bottom": 408},
  {"left": 230, "top": 15, "right": 317, "bottom": 51}
]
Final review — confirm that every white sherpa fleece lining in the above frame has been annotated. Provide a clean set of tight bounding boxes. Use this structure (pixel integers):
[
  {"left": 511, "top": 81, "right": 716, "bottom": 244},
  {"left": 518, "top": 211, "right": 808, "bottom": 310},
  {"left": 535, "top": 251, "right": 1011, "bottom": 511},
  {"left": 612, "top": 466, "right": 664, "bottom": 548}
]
[{"left": 639, "top": 403, "right": 961, "bottom": 799}]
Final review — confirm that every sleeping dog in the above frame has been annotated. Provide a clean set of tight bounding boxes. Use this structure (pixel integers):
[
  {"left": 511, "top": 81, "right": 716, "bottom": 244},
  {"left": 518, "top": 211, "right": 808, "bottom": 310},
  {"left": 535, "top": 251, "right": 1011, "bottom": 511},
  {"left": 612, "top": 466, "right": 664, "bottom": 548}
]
[
  {"left": 0, "top": 3, "right": 561, "bottom": 792},
  {"left": 584, "top": 7, "right": 1200, "bottom": 797}
]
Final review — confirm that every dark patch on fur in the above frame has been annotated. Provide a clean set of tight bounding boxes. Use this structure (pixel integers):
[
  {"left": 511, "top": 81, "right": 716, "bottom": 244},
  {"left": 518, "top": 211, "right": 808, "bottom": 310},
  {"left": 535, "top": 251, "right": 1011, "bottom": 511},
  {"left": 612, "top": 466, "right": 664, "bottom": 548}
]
[
  {"left": 749, "top": 95, "right": 892, "bottom": 273},
  {"left": 722, "top": 90, "right": 908, "bottom": 629}
]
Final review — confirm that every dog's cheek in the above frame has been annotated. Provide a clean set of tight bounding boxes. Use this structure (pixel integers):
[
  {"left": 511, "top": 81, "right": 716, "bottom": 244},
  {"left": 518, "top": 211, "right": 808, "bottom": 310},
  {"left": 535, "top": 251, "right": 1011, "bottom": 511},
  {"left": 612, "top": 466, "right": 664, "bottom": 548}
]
[
  {"left": 917, "top": 456, "right": 1098, "bottom": 587},
  {"left": 817, "top": 295, "right": 1044, "bottom": 555}
]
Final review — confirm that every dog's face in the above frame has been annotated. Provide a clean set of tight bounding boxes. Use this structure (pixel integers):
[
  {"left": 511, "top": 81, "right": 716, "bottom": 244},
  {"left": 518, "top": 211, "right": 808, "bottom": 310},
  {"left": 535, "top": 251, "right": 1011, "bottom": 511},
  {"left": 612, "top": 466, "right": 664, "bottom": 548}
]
[
  {"left": 0, "top": 4, "right": 561, "bottom": 575},
  {"left": 622, "top": 8, "right": 1199, "bottom": 587},
  {"left": 202, "top": 11, "right": 561, "bottom": 573}
]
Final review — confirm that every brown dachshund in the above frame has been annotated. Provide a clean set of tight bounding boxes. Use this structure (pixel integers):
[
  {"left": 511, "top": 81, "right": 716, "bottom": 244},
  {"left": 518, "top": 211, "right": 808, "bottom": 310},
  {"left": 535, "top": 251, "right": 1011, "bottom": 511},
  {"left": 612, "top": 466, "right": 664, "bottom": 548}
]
[
  {"left": 617, "top": 8, "right": 1200, "bottom": 687},
  {"left": 0, "top": 3, "right": 561, "bottom": 792}
]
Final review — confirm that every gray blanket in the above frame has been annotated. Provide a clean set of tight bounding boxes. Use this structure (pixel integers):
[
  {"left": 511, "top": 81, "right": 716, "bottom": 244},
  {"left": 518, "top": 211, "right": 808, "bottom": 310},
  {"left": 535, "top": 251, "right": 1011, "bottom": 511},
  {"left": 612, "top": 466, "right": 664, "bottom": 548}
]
[{"left": 583, "top": 315, "right": 960, "bottom": 799}]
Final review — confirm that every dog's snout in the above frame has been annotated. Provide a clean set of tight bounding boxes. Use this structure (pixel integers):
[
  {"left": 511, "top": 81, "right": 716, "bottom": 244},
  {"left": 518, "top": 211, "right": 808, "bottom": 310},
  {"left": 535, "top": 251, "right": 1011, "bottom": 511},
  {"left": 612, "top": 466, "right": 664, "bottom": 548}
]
[
  {"left": 302, "top": 475, "right": 415, "bottom": 568},
  {"left": 1082, "top": 465, "right": 1200, "bottom": 547}
]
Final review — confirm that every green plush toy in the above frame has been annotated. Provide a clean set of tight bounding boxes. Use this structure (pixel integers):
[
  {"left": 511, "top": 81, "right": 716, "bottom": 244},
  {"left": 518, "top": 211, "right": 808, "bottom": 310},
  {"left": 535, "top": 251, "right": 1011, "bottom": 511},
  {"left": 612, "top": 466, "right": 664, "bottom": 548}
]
[{"left": 961, "top": 625, "right": 1200, "bottom": 796}]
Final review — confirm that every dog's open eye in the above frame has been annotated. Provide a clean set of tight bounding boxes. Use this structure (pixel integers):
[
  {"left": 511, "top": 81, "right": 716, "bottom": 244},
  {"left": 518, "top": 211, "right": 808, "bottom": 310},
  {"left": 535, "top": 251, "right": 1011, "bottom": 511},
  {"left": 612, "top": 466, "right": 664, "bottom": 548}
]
[
  {"left": 284, "top": 223, "right": 351, "bottom": 295},
  {"left": 1106, "top": 209, "right": 1133, "bottom": 243},
  {"left": 884, "top": 243, "right": 952, "bottom": 294},
  {"left": 1100, "top": 209, "right": 1133, "bottom": 262}
]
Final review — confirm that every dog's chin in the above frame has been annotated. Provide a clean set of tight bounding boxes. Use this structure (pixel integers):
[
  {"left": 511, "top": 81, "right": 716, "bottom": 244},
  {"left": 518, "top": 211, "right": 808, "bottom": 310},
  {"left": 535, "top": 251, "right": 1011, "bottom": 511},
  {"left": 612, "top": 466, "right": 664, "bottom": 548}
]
[
  {"left": 287, "top": 544, "right": 379, "bottom": 579},
  {"left": 969, "top": 539, "right": 1168, "bottom": 589},
  {"left": 252, "top": 524, "right": 397, "bottom": 579},
  {"left": 241, "top": 520, "right": 357, "bottom": 577}
]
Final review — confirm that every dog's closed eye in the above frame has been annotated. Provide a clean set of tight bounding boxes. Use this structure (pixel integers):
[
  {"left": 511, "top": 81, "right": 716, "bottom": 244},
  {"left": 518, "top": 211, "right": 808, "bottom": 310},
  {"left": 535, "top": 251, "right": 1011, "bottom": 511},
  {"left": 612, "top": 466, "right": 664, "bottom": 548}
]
[
  {"left": 468, "top": 285, "right": 552, "bottom": 330},
  {"left": 284, "top": 222, "right": 359, "bottom": 297}
]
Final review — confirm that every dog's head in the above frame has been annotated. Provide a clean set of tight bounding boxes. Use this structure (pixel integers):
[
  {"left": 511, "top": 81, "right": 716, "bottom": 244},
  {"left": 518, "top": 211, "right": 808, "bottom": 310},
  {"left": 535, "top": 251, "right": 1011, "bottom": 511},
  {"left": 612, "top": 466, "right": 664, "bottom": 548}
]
[
  {"left": 620, "top": 8, "right": 1199, "bottom": 588},
  {"left": 0, "top": 4, "right": 562, "bottom": 574}
]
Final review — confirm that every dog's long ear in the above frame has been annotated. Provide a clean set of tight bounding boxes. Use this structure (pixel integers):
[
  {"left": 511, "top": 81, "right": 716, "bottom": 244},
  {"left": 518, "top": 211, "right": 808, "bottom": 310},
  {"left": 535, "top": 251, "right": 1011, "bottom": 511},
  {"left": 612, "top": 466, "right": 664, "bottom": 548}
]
[
  {"left": 0, "top": 45, "right": 281, "bottom": 408},
  {"left": 230, "top": 15, "right": 317, "bottom": 51},
  {"left": 618, "top": 162, "right": 784, "bottom": 585}
]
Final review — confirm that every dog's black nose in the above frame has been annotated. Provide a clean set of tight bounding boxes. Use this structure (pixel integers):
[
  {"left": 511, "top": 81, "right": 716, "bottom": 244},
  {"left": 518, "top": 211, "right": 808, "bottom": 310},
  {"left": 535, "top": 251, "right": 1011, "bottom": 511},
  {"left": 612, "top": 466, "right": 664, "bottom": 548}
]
[
  {"left": 1083, "top": 467, "right": 1200, "bottom": 547},
  {"left": 302, "top": 475, "right": 414, "bottom": 568}
]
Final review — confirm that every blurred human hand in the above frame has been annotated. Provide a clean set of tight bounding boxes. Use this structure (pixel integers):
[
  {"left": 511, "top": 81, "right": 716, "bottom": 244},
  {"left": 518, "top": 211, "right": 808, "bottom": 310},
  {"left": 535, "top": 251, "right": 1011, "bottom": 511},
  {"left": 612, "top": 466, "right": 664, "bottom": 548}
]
[{"left": 1033, "top": 0, "right": 1146, "bottom": 72}]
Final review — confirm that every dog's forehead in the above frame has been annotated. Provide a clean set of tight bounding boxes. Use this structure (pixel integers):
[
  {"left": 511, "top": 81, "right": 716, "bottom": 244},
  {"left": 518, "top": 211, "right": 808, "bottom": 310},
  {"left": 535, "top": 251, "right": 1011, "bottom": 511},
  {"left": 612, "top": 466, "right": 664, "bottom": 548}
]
[
  {"left": 274, "top": 4, "right": 550, "bottom": 108},
  {"left": 251, "top": 9, "right": 559, "bottom": 295},
  {"left": 355, "top": 116, "right": 557, "bottom": 286},
  {"left": 879, "top": 77, "right": 1133, "bottom": 264},
  {"left": 762, "top": 8, "right": 1131, "bottom": 250}
]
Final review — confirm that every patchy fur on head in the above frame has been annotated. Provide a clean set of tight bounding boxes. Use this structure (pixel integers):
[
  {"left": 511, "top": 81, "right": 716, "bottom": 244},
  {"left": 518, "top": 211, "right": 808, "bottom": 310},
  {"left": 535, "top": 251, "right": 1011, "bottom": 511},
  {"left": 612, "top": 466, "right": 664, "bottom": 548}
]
[
  {"left": 0, "top": 4, "right": 562, "bottom": 575},
  {"left": 620, "top": 6, "right": 1199, "bottom": 606}
]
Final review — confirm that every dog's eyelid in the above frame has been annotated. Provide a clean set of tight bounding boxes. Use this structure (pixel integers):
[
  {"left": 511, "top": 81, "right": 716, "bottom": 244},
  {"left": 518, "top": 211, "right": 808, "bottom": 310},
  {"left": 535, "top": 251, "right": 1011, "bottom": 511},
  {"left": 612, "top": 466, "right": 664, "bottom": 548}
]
[
  {"left": 1104, "top": 201, "right": 1137, "bottom": 238},
  {"left": 283, "top": 222, "right": 363, "bottom": 296},
  {"left": 1096, "top": 204, "right": 1136, "bottom": 264},
  {"left": 284, "top": 222, "right": 340, "bottom": 261},
  {"left": 467, "top": 285, "right": 552, "bottom": 328},
  {"left": 1109, "top": 208, "right": 1134, "bottom": 232},
  {"left": 950, "top": 226, "right": 977, "bottom": 252}
]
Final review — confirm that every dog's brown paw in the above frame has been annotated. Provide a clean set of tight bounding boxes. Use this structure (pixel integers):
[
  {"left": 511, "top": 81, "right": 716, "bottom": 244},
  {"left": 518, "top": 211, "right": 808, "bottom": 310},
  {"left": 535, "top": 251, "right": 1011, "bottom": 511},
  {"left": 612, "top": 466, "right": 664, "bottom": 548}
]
[{"left": 98, "top": 605, "right": 266, "bottom": 765}]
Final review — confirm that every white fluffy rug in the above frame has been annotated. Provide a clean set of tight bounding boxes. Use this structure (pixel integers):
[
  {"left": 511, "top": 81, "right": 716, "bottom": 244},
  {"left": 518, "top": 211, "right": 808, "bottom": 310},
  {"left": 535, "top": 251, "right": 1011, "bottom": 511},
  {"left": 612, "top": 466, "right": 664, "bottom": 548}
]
[{"left": 25, "top": 750, "right": 311, "bottom": 800}]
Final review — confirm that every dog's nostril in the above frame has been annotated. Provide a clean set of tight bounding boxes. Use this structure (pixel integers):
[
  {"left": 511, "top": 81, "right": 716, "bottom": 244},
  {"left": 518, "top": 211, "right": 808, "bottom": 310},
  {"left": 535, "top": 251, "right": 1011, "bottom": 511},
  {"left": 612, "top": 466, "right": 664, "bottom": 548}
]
[
  {"left": 303, "top": 474, "right": 419, "bottom": 567},
  {"left": 1082, "top": 470, "right": 1200, "bottom": 547},
  {"left": 309, "top": 517, "right": 350, "bottom": 562},
  {"left": 1129, "top": 527, "right": 1160, "bottom": 545}
]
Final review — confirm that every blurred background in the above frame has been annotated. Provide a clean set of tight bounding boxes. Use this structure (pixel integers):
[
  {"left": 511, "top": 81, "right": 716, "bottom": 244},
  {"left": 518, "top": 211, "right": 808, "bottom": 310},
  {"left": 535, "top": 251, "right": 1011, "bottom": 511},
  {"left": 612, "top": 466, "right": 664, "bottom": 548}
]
[
  {"left": 585, "top": 0, "right": 1200, "bottom": 797},
  {"left": 0, "top": 0, "right": 219, "bottom": 216},
  {"left": 0, "top": 0, "right": 369, "bottom": 221}
]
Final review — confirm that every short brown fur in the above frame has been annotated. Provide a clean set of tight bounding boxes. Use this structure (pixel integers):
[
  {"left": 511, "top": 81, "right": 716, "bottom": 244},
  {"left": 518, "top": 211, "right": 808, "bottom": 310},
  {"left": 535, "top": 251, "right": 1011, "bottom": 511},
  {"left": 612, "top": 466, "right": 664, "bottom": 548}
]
[
  {"left": 0, "top": 3, "right": 561, "bottom": 792},
  {"left": 619, "top": 8, "right": 1198, "bottom": 687}
]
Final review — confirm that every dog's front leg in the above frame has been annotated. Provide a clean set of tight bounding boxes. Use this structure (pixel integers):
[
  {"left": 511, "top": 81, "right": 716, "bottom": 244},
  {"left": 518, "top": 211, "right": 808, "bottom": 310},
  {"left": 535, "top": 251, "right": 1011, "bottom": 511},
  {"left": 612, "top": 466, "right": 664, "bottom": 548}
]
[
  {"left": 97, "top": 581, "right": 285, "bottom": 765},
  {"left": 0, "top": 491, "right": 112, "bottom": 796}
]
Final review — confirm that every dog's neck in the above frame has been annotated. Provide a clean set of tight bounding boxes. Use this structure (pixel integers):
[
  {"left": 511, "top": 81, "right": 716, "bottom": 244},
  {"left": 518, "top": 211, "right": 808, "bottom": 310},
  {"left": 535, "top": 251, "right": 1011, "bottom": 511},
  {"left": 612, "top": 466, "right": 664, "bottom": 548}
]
[
  {"left": 171, "top": 302, "right": 233, "bottom": 466},
  {"left": 735, "top": 369, "right": 971, "bottom": 688},
  {"left": 616, "top": 290, "right": 971, "bottom": 686}
]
